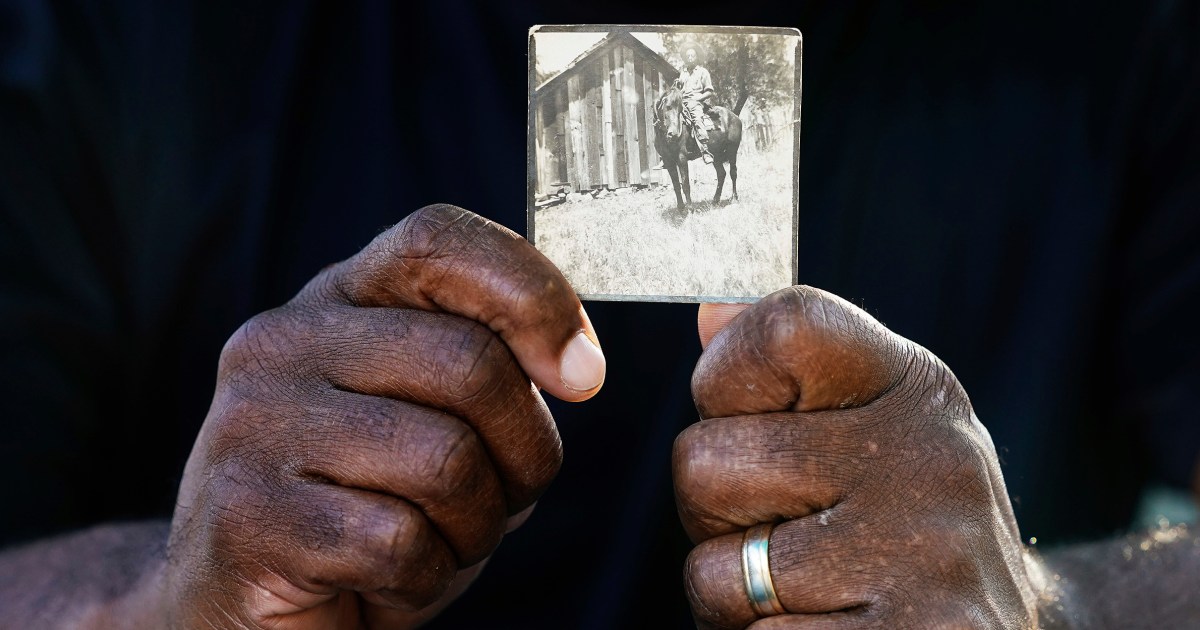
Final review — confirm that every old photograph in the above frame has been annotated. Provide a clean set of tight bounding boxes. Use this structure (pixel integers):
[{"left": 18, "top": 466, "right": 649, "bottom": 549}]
[{"left": 528, "top": 25, "right": 801, "bottom": 301}]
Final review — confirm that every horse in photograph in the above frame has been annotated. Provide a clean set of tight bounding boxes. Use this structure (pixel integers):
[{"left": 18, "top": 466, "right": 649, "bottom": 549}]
[{"left": 652, "top": 83, "right": 743, "bottom": 210}]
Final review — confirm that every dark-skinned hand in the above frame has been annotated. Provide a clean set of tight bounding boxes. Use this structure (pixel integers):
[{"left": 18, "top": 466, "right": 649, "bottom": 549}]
[
  {"left": 676, "top": 288, "right": 1038, "bottom": 629},
  {"left": 163, "top": 205, "right": 605, "bottom": 629}
]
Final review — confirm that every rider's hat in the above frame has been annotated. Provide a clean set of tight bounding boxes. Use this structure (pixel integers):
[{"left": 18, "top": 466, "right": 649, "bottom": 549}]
[{"left": 679, "top": 40, "right": 707, "bottom": 65}]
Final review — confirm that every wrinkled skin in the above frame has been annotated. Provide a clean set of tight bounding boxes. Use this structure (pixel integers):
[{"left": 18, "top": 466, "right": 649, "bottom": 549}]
[
  {"left": 161, "top": 201, "right": 1033, "bottom": 629},
  {"left": 164, "top": 205, "right": 604, "bottom": 629},
  {"left": 676, "top": 288, "right": 1037, "bottom": 629}
]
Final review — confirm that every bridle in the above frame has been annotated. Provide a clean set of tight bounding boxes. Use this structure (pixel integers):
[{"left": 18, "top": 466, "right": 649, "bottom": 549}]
[{"left": 652, "top": 87, "right": 679, "bottom": 131}]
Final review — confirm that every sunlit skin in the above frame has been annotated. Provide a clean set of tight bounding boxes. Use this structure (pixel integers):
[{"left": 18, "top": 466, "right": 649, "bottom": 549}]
[
  {"left": 682, "top": 291, "right": 1037, "bottom": 628},
  {"left": 162, "top": 205, "right": 607, "bottom": 629},
  {"left": 161, "top": 205, "right": 1040, "bottom": 628},
  {"left": 167, "top": 206, "right": 1042, "bottom": 629},
  {"left": 3, "top": 206, "right": 1200, "bottom": 629}
]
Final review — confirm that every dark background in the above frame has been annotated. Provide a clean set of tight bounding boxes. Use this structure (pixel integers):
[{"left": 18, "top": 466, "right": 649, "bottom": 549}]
[{"left": 1, "top": 1, "right": 1197, "bottom": 627}]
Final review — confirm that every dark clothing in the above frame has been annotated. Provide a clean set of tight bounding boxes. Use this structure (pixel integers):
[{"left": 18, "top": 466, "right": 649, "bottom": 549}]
[{"left": 1, "top": 2, "right": 1198, "bottom": 627}]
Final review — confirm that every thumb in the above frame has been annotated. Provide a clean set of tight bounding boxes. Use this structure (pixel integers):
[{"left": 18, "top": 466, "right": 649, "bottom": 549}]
[
  {"left": 693, "top": 286, "right": 910, "bottom": 419},
  {"left": 697, "top": 303, "right": 752, "bottom": 349},
  {"left": 307, "top": 204, "right": 605, "bottom": 402}
]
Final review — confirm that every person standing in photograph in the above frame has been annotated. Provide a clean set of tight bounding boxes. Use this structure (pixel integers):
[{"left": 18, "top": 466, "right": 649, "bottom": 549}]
[{"left": 751, "top": 104, "right": 770, "bottom": 151}]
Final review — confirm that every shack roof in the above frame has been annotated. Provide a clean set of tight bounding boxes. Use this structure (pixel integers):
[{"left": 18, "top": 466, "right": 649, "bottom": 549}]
[{"left": 535, "top": 31, "right": 679, "bottom": 95}]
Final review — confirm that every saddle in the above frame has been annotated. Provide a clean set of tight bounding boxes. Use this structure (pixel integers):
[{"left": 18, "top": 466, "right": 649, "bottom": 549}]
[{"left": 683, "top": 102, "right": 723, "bottom": 134}]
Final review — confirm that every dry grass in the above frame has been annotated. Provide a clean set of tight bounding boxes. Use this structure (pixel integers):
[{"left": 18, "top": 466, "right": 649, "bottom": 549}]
[{"left": 533, "top": 142, "right": 795, "bottom": 301}]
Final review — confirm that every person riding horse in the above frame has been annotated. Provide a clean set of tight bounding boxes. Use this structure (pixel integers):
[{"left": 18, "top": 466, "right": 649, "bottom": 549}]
[
  {"left": 651, "top": 47, "right": 743, "bottom": 210},
  {"left": 678, "top": 44, "right": 716, "bottom": 164}
]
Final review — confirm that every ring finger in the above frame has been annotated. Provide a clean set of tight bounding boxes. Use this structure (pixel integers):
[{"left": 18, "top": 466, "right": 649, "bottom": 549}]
[{"left": 684, "top": 505, "right": 877, "bottom": 630}]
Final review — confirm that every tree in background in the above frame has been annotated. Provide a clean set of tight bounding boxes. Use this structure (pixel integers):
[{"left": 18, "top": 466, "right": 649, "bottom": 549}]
[
  {"left": 534, "top": 61, "right": 554, "bottom": 88},
  {"left": 660, "top": 32, "right": 794, "bottom": 116}
]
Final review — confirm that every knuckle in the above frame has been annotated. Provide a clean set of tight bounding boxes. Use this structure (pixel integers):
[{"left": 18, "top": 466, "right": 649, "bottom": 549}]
[
  {"left": 378, "top": 508, "right": 423, "bottom": 567},
  {"left": 896, "top": 346, "right": 972, "bottom": 416},
  {"left": 965, "top": 413, "right": 1000, "bottom": 462},
  {"left": 921, "top": 422, "right": 996, "bottom": 507},
  {"left": 217, "top": 308, "right": 313, "bottom": 384},
  {"left": 672, "top": 424, "right": 726, "bottom": 514},
  {"left": 200, "top": 463, "right": 276, "bottom": 554},
  {"left": 351, "top": 502, "right": 429, "bottom": 583},
  {"left": 492, "top": 264, "right": 572, "bottom": 331},
  {"left": 683, "top": 546, "right": 719, "bottom": 624},
  {"left": 410, "top": 202, "right": 472, "bottom": 226},
  {"left": 897, "top": 424, "right": 994, "bottom": 508},
  {"left": 375, "top": 508, "right": 455, "bottom": 608},
  {"left": 514, "top": 431, "right": 564, "bottom": 505},
  {"left": 947, "top": 441, "right": 993, "bottom": 496},
  {"left": 921, "top": 514, "right": 978, "bottom": 569},
  {"left": 203, "top": 394, "right": 265, "bottom": 460},
  {"left": 415, "top": 423, "right": 483, "bottom": 501},
  {"left": 671, "top": 423, "right": 704, "bottom": 480},
  {"left": 767, "top": 285, "right": 856, "bottom": 343},
  {"left": 217, "top": 312, "right": 275, "bottom": 377},
  {"left": 752, "top": 286, "right": 811, "bottom": 352},
  {"left": 401, "top": 206, "right": 566, "bottom": 331},
  {"left": 213, "top": 309, "right": 324, "bottom": 434},
  {"left": 297, "top": 259, "right": 356, "bottom": 307},
  {"left": 397, "top": 203, "right": 479, "bottom": 256},
  {"left": 866, "top": 351, "right": 974, "bottom": 450},
  {"left": 750, "top": 286, "right": 907, "bottom": 410},
  {"left": 433, "top": 321, "right": 511, "bottom": 403},
  {"left": 682, "top": 542, "right": 738, "bottom": 629}
]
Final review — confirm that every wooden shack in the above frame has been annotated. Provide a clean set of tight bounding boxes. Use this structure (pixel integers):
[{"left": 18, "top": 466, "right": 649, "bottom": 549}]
[{"left": 534, "top": 32, "right": 678, "bottom": 196}]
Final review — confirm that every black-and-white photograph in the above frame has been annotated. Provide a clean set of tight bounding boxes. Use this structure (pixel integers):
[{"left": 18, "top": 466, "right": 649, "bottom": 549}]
[{"left": 527, "top": 25, "right": 801, "bottom": 301}]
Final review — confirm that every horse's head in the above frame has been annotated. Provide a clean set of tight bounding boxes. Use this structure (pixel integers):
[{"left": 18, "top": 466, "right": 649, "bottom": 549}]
[{"left": 653, "top": 84, "right": 684, "bottom": 142}]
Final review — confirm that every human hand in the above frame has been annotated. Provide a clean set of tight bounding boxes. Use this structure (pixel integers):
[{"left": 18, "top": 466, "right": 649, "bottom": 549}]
[
  {"left": 674, "top": 287, "right": 1037, "bottom": 629},
  {"left": 163, "top": 205, "right": 605, "bottom": 629}
]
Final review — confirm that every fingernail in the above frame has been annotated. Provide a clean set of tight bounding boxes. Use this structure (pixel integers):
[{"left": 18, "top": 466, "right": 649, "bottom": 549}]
[{"left": 559, "top": 331, "right": 605, "bottom": 392}]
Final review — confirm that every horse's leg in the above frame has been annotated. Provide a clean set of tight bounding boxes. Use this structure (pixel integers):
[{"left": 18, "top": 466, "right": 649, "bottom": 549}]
[
  {"left": 712, "top": 160, "right": 726, "bottom": 205},
  {"left": 679, "top": 158, "right": 692, "bottom": 206},
  {"left": 730, "top": 157, "right": 738, "bottom": 201},
  {"left": 666, "top": 162, "right": 684, "bottom": 210}
]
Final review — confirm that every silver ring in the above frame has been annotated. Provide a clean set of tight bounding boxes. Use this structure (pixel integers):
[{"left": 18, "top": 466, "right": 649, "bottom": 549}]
[{"left": 741, "top": 523, "right": 786, "bottom": 617}]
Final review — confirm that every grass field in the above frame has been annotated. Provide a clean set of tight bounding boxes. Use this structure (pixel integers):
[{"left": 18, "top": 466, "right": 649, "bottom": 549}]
[{"left": 533, "top": 142, "right": 795, "bottom": 300}]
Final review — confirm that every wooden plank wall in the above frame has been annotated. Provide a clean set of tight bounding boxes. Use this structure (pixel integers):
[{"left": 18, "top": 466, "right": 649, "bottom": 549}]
[
  {"left": 566, "top": 75, "right": 585, "bottom": 189},
  {"left": 623, "top": 50, "right": 640, "bottom": 187},
  {"left": 586, "top": 65, "right": 601, "bottom": 188},
  {"left": 645, "top": 66, "right": 660, "bottom": 185},
  {"left": 610, "top": 47, "right": 627, "bottom": 187},
  {"left": 535, "top": 98, "right": 545, "bottom": 196},
  {"left": 554, "top": 88, "right": 567, "bottom": 185},
  {"left": 601, "top": 55, "right": 614, "bottom": 188},
  {"left": 540, "top": 42, "right": 671, "bottom": 193},
  {"left": 535, "top": 89, "right": 568, "bottom": 196}
]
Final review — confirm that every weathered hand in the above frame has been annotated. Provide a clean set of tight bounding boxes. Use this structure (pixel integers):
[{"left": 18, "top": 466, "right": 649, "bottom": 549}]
[
  {"left": 164, "top": 205, "right": 605, "bottom": 629},
  {"left": 675, "top": 287, "right": 1037, "bottom": 629}
]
